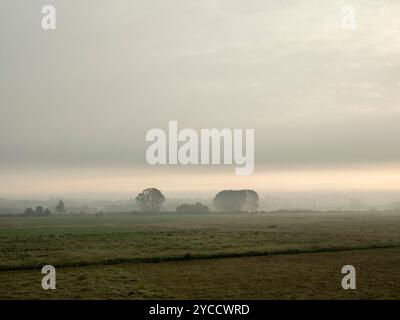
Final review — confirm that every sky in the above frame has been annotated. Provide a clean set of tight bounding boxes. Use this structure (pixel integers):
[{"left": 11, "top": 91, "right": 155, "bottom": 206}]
[{"left": 1, "top": 0, "right": 400, "bottom": 198}]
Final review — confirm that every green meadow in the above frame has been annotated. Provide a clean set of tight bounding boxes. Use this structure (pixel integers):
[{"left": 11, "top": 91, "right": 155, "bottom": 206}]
[{"left": 1, "top": 212, "right": 400, "bottom": 299}]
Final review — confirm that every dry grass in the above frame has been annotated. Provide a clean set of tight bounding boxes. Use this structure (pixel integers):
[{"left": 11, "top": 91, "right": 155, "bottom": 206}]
[
  {"left": 2, "top": 212, "right": 400, "bottom": 270},
  {"left": 1, "top": 247, "right": 400, "bottom": 299},
  {"left": 2, "top": 212, "right": 400, "bottom": 299}
]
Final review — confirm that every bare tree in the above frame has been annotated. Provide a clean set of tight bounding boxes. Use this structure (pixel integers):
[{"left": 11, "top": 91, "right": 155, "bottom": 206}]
[{"left": 135, "top": 188, "right": 165, "bottom": 212}]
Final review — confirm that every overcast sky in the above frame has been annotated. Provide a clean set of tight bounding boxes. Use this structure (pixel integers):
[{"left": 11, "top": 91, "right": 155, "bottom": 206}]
[{"left": 1, "top": 0, "right": 400, "bottom": 198}]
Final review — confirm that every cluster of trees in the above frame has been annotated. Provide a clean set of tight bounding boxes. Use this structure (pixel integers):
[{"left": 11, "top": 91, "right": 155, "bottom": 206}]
[
  {"left": 24, "top": 206, "right": 51, "bottom": 216},
  {"left": 55, "top": 200, "right": 66, "bottom": 213},
  {"left": 213, "top": 190, "right": 259, "bottom": 212},
  {"left": 134, "top": 188, "right": 258, "bottom": 213},
  {"left": 176, "top": 202, "right": 209, "bottom": 213},
  {"left": 23, "top": 200, "right": 66, "bottom": 216}
]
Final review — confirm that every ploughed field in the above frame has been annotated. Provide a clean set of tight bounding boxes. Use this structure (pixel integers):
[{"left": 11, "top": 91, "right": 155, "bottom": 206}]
[{"left": 1, "top": 212, "right": 400, "bottom": 299}]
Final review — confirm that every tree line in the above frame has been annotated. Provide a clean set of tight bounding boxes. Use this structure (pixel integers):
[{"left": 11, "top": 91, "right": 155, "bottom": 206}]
[
  {"left": 135, "top": 188, "right": 259, "bottom": 213},
  {"left": 23, "top": 190, "right": 259, "bottom": 215},
  {"left": 23, "top": 200, "right": 65, "bottom": 216}
]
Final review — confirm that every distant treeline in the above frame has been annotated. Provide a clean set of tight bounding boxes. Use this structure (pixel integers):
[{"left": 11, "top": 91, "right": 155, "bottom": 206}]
[
  {"left": 176, "top": 202, "right": 209, "bottom": 213},
  {"left": 11, "top": 188, "right": 259, "bottom": 216},
  {"left": 23, "top": 206, "right": 51, "bottom": 216},
  {"left": 135, "top": 188, "right": 259, "bottom": 213}
]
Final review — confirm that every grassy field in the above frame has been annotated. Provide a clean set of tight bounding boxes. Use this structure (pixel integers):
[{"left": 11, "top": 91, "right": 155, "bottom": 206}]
[{"left": 1, "top": 211, "right": 400, "bottom": 299}]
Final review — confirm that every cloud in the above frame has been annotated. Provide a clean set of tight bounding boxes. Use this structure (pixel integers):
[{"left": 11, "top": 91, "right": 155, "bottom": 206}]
[{"left": 1, "top": 0, "right": 400, "bottom": 195}]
